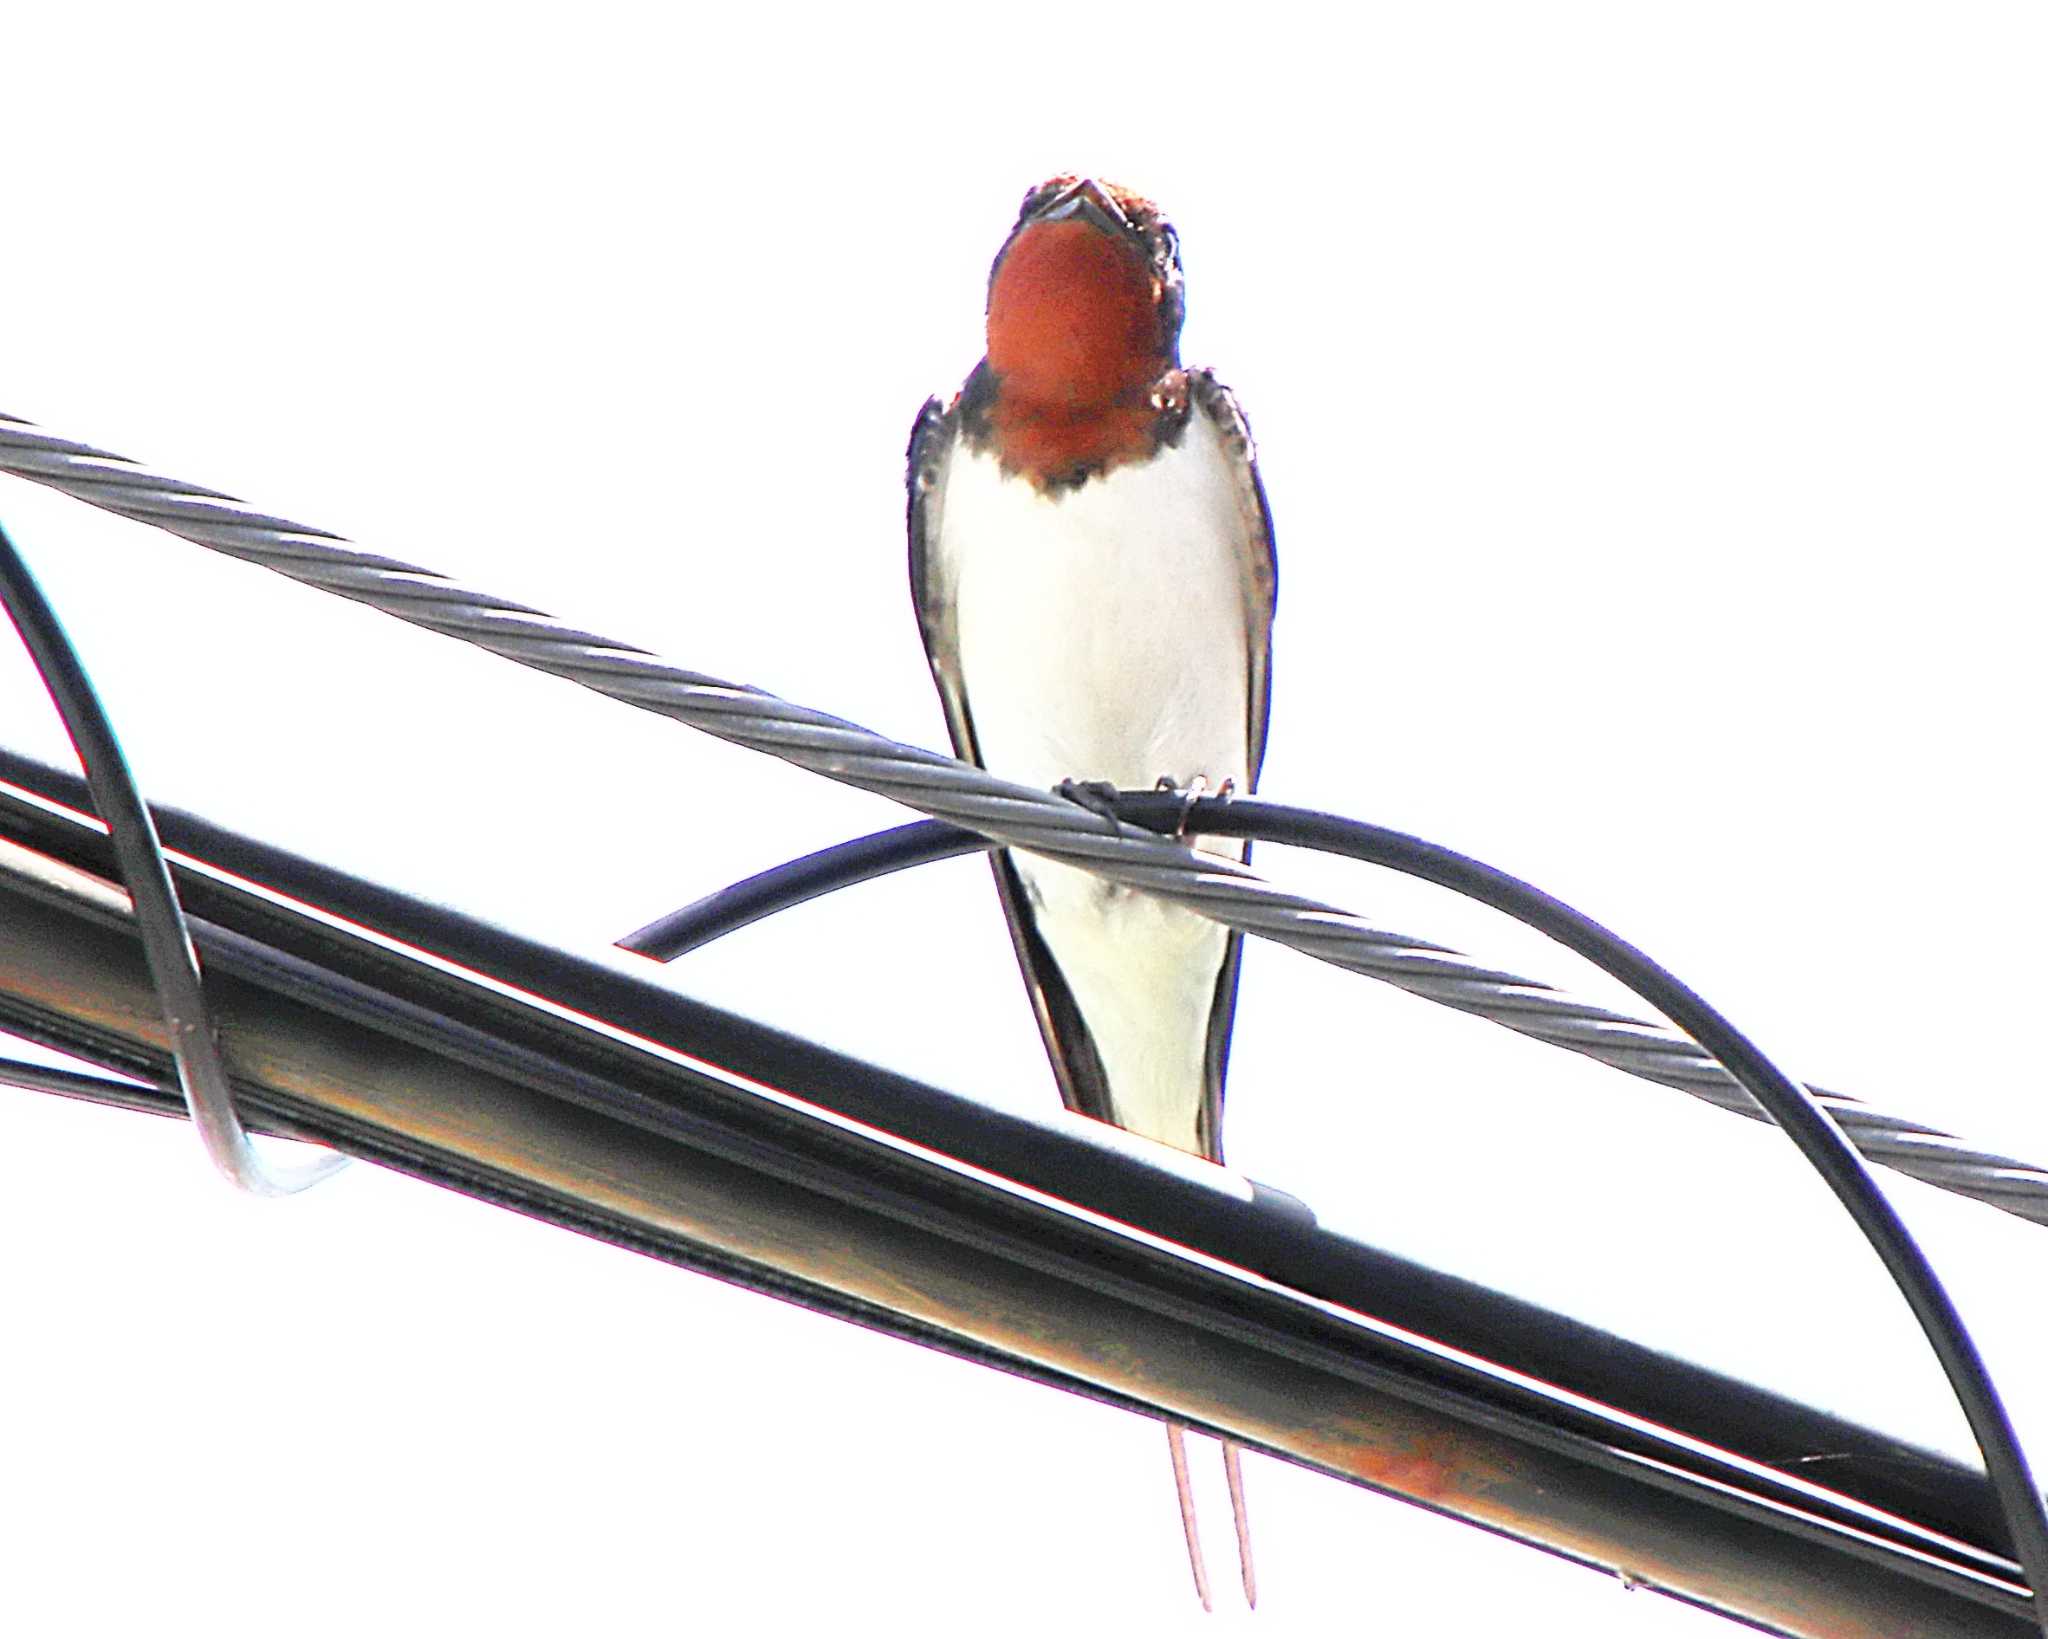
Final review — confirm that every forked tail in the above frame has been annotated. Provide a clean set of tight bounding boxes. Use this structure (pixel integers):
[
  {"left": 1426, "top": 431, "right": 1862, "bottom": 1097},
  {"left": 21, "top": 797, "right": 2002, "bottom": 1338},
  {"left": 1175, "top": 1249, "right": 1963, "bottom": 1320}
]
[
  {"left": 1166, "top": 1423, "right": 1213, "bottom": 1611},
  {"left": 1165, "top": 1425, "right": 1256, "bottom": 1610}
]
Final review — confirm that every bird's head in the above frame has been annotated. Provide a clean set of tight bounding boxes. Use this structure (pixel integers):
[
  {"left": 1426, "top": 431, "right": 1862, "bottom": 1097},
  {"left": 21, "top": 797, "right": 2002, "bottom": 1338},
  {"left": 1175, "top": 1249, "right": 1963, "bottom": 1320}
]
[{"left": 984, "top": 176, "right": 1184, "bottom": 410}]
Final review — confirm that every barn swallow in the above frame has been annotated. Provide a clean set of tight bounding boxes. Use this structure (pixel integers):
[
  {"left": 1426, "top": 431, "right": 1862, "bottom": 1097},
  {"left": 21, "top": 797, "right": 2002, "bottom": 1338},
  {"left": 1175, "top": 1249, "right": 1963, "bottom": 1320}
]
[{"left": 908, "top": 176, "right": 1278, "bottom": 1609}]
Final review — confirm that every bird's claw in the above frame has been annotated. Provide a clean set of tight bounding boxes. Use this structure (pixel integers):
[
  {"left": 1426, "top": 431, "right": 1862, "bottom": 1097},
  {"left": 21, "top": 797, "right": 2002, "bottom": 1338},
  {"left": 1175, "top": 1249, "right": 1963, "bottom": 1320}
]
[
  {"left": 1154, "top": 775, "right": 1219, "bottom": 839},
  {"left": 1055, "top": 777, "right": 1125, "bottom": 834}
]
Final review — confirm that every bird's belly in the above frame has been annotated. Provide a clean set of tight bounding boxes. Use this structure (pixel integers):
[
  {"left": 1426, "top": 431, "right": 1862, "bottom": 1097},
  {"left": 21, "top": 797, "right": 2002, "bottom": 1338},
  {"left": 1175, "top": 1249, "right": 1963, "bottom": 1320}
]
[
  {"left": 939, "top": 434, "right": 1253, "bottom": 1151},
  {"left": 944, "top": 439, "right": 1251, "bottom": 796}
]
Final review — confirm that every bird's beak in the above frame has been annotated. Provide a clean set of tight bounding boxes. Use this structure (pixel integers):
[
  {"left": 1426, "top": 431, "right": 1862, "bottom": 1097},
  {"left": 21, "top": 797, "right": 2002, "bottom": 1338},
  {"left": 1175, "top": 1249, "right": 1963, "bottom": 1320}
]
[{"left": 1027, "top": 177, "right": 1133, "bottom": 239}]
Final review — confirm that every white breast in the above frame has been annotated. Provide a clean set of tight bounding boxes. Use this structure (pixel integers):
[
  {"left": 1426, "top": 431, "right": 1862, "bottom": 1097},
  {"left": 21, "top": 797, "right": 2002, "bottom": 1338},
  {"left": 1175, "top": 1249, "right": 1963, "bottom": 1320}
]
[
  {"left": 938, "top": 416, "right": 1252, "bottom": 795},
  {"left": 932, "top": 410, "right": 1255, "bottom": 1152}
]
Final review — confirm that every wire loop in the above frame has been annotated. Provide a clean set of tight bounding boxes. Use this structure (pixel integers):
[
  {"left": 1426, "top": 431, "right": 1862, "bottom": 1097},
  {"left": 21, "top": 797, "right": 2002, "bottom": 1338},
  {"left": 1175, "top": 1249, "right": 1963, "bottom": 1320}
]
[{"left": 0, "top": 521, "right": 346, "bottom": 1196}]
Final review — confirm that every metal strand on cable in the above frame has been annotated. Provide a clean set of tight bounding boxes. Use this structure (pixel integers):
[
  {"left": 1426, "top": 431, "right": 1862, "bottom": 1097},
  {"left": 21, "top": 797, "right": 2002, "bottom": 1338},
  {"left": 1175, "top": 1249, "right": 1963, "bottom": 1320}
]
[{"left": 3, "top": 409, "right": 2043, "bottom": 1225}]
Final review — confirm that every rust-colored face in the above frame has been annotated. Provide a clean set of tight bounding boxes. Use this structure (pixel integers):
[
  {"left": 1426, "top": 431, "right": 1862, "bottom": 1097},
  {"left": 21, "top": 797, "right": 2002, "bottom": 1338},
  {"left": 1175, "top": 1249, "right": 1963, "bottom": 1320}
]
[
  {"left": 986, "top": 213, "right": 1163, "bottom": 410},
  {"left": 979, "top": 177, "right": 1183, "bottom": 485}
]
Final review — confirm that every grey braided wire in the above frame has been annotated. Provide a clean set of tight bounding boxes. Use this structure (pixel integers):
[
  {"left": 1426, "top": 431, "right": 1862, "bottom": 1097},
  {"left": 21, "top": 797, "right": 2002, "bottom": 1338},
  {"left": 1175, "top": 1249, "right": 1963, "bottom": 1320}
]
[{"left": 5, "top": 409, "right": 2046, "bottom": 1227}]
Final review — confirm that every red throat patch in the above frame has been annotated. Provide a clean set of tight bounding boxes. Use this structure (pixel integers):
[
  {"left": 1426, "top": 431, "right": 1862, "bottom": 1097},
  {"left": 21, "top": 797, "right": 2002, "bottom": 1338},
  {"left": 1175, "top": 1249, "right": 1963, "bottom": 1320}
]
[{"left": 984, "top": 217, "right": 1174, "bottom": 486}]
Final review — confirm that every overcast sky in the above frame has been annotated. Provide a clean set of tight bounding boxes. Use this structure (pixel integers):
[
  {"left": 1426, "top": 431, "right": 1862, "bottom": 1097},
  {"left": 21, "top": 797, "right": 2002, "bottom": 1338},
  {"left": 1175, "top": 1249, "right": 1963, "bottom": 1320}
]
[{"left": 4, "top": 4, "right": 2045, "bottom": 1633}]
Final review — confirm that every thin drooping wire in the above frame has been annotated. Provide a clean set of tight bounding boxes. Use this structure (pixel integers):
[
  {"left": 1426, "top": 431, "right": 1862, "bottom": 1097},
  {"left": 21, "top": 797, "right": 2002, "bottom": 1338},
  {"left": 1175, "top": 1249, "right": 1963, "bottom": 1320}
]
[
  {"left": 618, "top": 817, "right": 2048, "bottom": 1226},
  {"left": 3, "top": 410, "right": 2045, "bottom": 1228},
  {"left": 626, "top": 793, "right": 2048, "bottom": 1611},
  {"left": 1120, "top": 789, "right": 2048, "bottom": 1633},
  {"left": 0, "top": 521, "right": 347, "bottom": 1196},
  {"left": 0, "top": 1057, "right": 178, "bottom": 1115},
  {"left": 619, "top": 822, "right": 968, "bottom": 956}
]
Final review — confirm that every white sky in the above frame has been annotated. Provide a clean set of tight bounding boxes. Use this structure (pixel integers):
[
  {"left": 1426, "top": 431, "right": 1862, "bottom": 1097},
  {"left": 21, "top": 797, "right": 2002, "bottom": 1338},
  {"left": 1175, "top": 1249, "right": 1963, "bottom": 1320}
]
[{"left": 3, "top": 3, "right": 2045, "bottom": 1634}]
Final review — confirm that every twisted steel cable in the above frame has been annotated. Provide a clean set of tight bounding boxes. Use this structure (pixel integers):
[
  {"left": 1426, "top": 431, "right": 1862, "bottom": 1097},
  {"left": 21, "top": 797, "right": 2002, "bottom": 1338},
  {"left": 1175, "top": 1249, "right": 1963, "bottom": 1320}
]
[{"left": 4, "top": 409, "right": 2046, "bottom": 1226}]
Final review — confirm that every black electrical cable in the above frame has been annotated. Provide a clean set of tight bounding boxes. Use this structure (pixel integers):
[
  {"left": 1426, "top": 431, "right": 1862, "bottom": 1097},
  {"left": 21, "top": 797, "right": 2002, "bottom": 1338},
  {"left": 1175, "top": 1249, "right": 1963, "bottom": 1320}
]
[
  {"left": 619, "top": 821, "right": 966, "bottom": 957},
  {"left": 617, "top": 789, "right": 2048, "bottom": 1628}
]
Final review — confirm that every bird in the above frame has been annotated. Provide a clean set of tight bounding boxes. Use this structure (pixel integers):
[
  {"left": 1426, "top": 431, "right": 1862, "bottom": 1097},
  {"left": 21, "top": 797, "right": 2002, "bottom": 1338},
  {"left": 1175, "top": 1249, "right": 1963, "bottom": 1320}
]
[{"left": 907, "top": 175, "right": 1277, "bottom": 1609}]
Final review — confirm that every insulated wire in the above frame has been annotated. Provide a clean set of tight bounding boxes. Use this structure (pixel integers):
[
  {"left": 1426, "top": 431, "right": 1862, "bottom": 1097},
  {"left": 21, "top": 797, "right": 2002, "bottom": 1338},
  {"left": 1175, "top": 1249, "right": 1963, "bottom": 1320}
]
[
  {"left": 1153, "top": 791, "right": 2048, "bottom": 1634},
  {"left": 629, "top": 795, "right": 2048, "bottom": 1613}
]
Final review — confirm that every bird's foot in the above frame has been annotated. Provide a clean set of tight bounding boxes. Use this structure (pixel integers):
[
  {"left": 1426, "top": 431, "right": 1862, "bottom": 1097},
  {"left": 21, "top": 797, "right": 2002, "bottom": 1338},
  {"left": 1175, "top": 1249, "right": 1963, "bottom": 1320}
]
[
  {"left": 1154, "top": 775, "right": 1214, "bottom": 839},
  {"left": 1054, "top": 777, "right": 1124, "bottom": 834}
]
